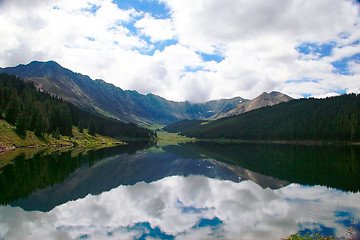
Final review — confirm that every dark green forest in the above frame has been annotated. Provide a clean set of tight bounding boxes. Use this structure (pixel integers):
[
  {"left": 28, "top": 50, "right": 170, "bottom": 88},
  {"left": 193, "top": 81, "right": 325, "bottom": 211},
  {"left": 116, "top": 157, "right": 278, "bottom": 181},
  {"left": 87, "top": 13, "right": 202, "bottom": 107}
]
[
  {"left": 0, "top": 73, "right": 155, "bottom": 139},
  {"left": 164, "top": 94, "right": 360, "bottom": 142},
  {"left": 163, "top": 119, "right": 208, "bottom": 134},
  {"left": 164, "top": 142, "right": 360, "bottom": 192},
  {"left": 0, "top": 142, "right": 152, "bottom": 207}
]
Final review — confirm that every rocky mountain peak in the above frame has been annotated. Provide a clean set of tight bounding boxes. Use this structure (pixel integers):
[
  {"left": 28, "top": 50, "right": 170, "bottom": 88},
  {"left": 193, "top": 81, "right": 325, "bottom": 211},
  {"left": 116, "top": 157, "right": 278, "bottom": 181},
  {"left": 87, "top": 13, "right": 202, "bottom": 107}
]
[{"left": 211, "top": 91, "right": 293, "bottom": 120}]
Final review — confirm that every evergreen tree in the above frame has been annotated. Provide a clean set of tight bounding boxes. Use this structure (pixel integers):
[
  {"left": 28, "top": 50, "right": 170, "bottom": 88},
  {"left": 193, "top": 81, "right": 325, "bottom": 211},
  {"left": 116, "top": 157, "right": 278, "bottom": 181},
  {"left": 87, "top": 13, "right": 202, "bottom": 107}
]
[
  {"left": 0, "top": 97, "right": 3, "bottom": 119},
  {"left": 15, "top": 112, "right": 26, "bottom": 136},
  {"left": 0, "top": 86, "right": 4, "bottom": 118},
  {"left": 22, "top": 90, "right": 34, "bottom": 118},
  {"left": 48, "top": 104, "right": 58, "bottom": 133},
  {"left": 35, "top": 114, "right": 43, "bottom": 137},
  {"left": 62, "top": 106, "right": 72, "bottom": 136},
  {"left": 88, "top": 117, "right": 96, "bottom": 135},
  {"left": 78, "top": 120, "right": 84, "bottom": 133},
  {"left": 35, "top": 113, "right": 48, "bottom": 137},
  {"left": 5, "top": 91, "right": 20, "bottom": 124},
  {"left": 52, "top": 127, "right": 60, "bottom": 139},
  {"left": 29, "top": 108, "right": 38, "bottom": 131}
]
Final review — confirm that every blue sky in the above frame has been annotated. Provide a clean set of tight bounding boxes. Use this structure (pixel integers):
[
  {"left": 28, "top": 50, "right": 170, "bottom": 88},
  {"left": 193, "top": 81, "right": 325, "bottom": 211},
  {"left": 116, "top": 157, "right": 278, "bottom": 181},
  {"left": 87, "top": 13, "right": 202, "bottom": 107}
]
[
  {"left": 0, "top": 0, "right": 360, "bottom": 101},
  {"left": 113, "top": 0, "right": 170, "bottom": 18}
]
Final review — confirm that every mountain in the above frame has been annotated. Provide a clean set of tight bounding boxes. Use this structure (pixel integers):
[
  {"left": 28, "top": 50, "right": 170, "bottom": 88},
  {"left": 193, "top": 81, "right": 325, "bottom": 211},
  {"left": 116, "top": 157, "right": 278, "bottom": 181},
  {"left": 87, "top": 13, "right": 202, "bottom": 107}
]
[
  {"left": 0, "top": 73, "right": 154, "bottom": 140},
  {"left": 210, "top": 91, "right": 293, "bottom": 119},
  {"left": 0, "top": 61, "right": 245, "bottom": 124},
  {"left": 164, "top": 93, "right": 360, "bottom": 142}
]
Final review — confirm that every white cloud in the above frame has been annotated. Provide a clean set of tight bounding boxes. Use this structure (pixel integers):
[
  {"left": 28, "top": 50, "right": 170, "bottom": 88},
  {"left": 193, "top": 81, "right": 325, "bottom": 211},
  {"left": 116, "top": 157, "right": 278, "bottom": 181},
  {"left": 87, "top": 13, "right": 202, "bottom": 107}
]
[
  {"left": 135, "top": 13, "right": 175, "bottom": 42},
  {"left": 161, "top": 0, "right": 358, "bottom": 50},
  {"left": 123, "top": 44, "right": 205, "bottom": 101},
  {"left": 0, "top": 0, "right": 359, "bottom": 102},
  {"left": 331, "top": 44, "right": 360, "bottom": 61},
  {"left": 0, "top": 0, "right": 144, "bottom": 65},
  {"left": 1, "top": 176, "right": 359, "bottom": 239},
  {"left": 349, "top": 59, "right": 360, "bottom": 74},
  {"left": 158, "top": 0, "right": 360, "bottom": 100}
]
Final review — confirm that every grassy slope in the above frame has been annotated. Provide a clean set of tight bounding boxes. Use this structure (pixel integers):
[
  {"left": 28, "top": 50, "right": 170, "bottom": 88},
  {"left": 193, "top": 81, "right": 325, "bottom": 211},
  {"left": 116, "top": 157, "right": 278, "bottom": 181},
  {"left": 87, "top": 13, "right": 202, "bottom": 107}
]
[
  {"left": 0, "top": 119, "right": 124, "bottom": 147},
  {"left": 156, "top": 130, "right": 195, "bottom": 147},
  {"left": 0, "top": 119, "right": 124, "bottom": 167},
  {"left": 142, "top": 122, "right": 195, "bottom": 147}
]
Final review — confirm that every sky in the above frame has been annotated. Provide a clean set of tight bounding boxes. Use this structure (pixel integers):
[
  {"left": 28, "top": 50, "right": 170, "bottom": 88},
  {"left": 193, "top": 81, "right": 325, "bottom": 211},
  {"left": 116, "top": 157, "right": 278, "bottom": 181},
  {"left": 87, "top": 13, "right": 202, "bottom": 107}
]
[{"left": 0, "top": 0, "right": 360, "bottom": 102}]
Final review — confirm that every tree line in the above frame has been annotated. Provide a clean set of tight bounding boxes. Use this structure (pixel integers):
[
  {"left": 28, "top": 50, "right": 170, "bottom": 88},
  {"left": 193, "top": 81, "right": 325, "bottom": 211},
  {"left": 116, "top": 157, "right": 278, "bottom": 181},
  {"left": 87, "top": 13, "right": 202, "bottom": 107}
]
[
  {"left": 164, "top": 94, "right": 360, "bottom": 142},
  {"left": 0, "top": 142, "right": 153, "bottom": 207},
  {"left": 164, "top": 142, "right": 360, "bottom": 192},
  {"left": 0, "top": 73, "right": 155, "bottom": 139}
]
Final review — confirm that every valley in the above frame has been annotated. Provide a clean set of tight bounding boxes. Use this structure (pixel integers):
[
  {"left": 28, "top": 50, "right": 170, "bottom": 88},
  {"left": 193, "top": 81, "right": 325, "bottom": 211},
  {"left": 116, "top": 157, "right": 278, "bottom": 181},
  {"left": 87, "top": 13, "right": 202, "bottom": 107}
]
[
  {"left": 0, "top": 61, "right": 291, "bottom": 125},
  {"left": 0, "top": 62, "right": 359, "bottom": 240},
  {"left": 1, "top": 1, "right": 360, "bottom": 239},
  {"left": 1, "top": 61, "right": 359, "bottom": 147}
]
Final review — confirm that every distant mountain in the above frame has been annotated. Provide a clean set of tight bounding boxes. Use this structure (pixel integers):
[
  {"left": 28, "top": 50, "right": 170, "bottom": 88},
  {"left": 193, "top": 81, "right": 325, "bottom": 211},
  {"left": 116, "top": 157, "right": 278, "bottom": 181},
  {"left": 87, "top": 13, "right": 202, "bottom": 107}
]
[
  {"left": 0, "top": 61, "right": 245, "bottom": 124},
  {"left": 164, "top": 94, "right": 360, "bottom": 142},
  {"left": 210, "top": 91, "right": 293, "bottom": 119}
]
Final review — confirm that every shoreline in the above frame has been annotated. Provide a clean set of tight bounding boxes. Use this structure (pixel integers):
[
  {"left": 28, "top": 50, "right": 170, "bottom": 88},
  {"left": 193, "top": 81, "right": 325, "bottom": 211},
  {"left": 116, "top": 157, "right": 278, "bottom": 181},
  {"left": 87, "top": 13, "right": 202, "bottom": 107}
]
[
  {"left": 0, "top": 144, "right": 16, "bottom": 153},
  {"left": 0, "top": 119, "right": 126, "bottom": 155},
  {"left": 194, "top": 138, "right": 360, "bottom": 146},
  {"left": 0, "top": 141, "right": 125, "bottom": 154},
  {"left": 0, "top": 142, "right": 125, "bottom": 169}
]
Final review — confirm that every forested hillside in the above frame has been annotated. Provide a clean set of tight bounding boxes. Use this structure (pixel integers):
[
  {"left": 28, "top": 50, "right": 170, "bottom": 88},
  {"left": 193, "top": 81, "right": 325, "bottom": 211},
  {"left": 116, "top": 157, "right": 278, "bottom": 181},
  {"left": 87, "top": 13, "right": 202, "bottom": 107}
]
[
  {"left": 0, "top": 73, "right": 154, "bottom": 139},
  {"left": 164, "top": 94, "right": 360, "bottom": 142},
  {"left": 163, "top": 119, "right": 208, "bottom": 134}
]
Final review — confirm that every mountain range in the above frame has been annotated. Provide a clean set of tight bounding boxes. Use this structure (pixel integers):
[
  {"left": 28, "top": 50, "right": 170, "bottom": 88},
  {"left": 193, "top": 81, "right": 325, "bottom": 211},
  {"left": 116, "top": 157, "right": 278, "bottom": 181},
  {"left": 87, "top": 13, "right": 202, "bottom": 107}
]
[
  {"left": 210, "top": 91, "right": 293, "bottom": 120},
  {"left": 164, "top": 93, "right": 360, "bottom": 142},
  {"left": 0, "top": 61, "right": 292, "bottom": 125}
]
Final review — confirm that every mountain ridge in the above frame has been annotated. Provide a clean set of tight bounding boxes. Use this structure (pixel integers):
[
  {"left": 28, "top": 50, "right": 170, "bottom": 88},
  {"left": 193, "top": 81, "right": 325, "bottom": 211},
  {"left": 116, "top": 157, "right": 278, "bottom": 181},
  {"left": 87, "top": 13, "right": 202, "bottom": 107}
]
[
  {"left": 0, "top": 60, "right": 291, "bottom": 125},
  {"left": 0, "top": 61, "right": 248, "bottom": 124},
  {"left": 210, "top": 91, "right": 293, "bottom": 119},
  {"left": 164, "top": 93, "right": 360, "bottom": 143}
]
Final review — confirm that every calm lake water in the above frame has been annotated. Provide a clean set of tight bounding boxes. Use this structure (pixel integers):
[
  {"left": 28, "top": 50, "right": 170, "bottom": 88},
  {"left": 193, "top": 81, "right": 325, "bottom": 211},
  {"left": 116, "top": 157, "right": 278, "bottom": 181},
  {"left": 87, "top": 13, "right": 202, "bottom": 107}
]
[{"left": 0, "top": 141, "right": 359, "bottom": 240}]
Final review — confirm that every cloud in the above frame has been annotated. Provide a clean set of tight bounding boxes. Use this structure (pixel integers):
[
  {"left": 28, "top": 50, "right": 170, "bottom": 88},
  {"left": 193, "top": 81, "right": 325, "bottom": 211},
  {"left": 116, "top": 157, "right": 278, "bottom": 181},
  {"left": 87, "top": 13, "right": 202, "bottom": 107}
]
[
  {"left": 0, "top": 0, "right": 359, "bottom": 102},
  {"left": 135, "top": 13, "right": 175, "bottom": 42},
  {"left": 158, "top": 0, "right": 360, "bottom": 100},
  {"left": 0, "top": 0, "right": 52, "bottom": 9},
  {"left": 1, "top": 176, "right": 359, "bottom": 240},
  {"left": 0, "top": 0, "right": 143, "bottom": 64},
  {"left": 0, "top": 205, "right": 71, "bottom": 240},
  {"left": 161, "top": 0, "right": 358, "bottom": 50},
  {"left": 122, "top": 44, "right": 205, "bottom": 101}
]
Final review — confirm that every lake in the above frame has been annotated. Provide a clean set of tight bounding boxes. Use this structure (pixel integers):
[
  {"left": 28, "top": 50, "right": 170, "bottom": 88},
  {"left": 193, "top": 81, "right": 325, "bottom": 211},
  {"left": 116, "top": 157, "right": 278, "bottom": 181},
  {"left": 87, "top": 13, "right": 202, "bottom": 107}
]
[{"left": 0, "top": 141, "right": 359, "bottom": 239}]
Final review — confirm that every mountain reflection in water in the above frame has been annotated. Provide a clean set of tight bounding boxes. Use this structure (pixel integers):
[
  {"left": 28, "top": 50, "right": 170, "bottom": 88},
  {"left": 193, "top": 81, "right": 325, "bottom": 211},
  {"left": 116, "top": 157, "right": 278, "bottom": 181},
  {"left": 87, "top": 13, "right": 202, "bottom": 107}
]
[
  {"left": 1, "top": 175, "right": 360, "bottom": 240},
  {"left": 0, "top": 141, "right": 359, "bottom": 239},
  {"left": 6, "top": 143, "right": 289, "bottom": 212}
]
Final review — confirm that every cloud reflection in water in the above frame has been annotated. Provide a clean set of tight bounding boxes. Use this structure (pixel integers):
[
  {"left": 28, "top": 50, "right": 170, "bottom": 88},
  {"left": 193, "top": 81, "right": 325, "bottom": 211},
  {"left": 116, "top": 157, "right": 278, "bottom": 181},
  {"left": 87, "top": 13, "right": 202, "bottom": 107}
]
[{"left": 1, "top": 175, "right": 359, "bottom": 240}]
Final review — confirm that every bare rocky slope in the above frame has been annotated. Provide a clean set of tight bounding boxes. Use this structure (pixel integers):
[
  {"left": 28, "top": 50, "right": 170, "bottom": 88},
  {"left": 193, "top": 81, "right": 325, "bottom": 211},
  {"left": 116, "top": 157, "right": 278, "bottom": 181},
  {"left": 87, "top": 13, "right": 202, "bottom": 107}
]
[{"left": 210, "top": 91, "right": 293, "bottom": 120}]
